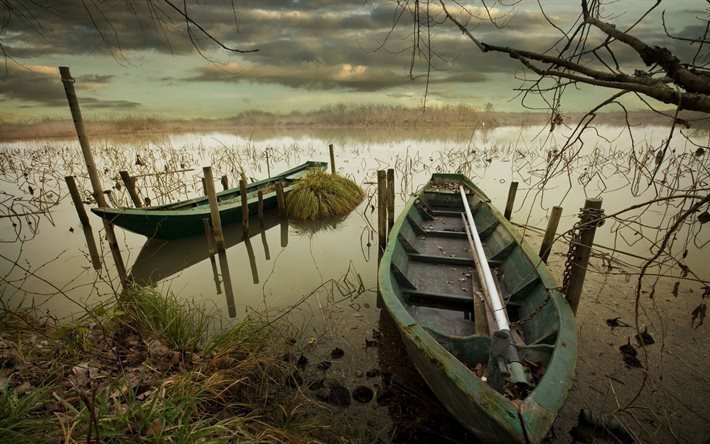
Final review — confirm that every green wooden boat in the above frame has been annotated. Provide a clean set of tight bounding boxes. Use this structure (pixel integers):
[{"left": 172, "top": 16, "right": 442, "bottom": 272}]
[
  {"left": 378, "top": 173, "right": 577, "bottom": 443},
  {"left": 92, "top": 161, "right": 327, "bottom": 239}
]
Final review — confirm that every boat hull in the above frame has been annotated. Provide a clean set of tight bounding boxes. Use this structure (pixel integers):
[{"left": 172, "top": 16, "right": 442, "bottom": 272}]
[
  {"left": 92, "top": 161, "right": 326, "bottom": 239},
  {"left": 378, "top": 173, "right": 577, "bottom": 443}
]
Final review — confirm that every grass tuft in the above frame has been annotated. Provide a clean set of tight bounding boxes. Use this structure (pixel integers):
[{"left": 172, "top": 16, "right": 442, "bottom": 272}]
[{"left": 286, "top": 169, "right": 364, "bottom": 220}]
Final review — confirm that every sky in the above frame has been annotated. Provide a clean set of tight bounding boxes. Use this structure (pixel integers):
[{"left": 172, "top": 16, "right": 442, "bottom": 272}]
[{"left": 0, "top": 0, "right": 706, "bottom": 122}]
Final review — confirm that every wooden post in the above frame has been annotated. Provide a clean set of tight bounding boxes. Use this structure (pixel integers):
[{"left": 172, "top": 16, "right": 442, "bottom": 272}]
[
  {"left": 203, "top": 167, "right": 225, "bottom": 250},
  {"left": 280, "top": 217, "right": 289, "bottom": 247},
  {"left": 239, "top": 172, "right": 249, "bottom": 233},
  {"left": 202, "top": 218, "right": 216, "bottom": 255},
  {"left": 201, "top": 177, "right": 207, "bottom": 195},
  {"left": 377, "top": 170, "right": 387, "bottom": 261},
  {"left": 387, "top": 168, "right": 395, "bottom": 234},
  {"left": 257, "top": 189, "right": 265, "bottom": 227},
  {"left": 244, "top": 237, "right": 259, "bottom": 284},
  {"left": 119, "top": 171, "right": 143, "bottom": 208},
  {"left": 65, "top": 176, "right": 101, "bottom": 270},
  {"left": 221, "top": 175, "right": 229, "bottom": 191},
  {"left": 565, "top": 198, "right": 603, "bottom": 315},
  {"left": 217, "top": 250, "right": 236, "bottom": 318},
  {"left": 59, "top": 66, "right": 128, "bottom": 288},
  {"left": 275, "top": 181, "right": 286, "bottom": 218},
  {"left": 503, "top": 181, "right": 519, "bottom": 221},
  {"left": 329, "top": 144, "right": 336, "bottom": 174},
  {"left": 260, "top": 229, "right": 271, "bottom": 260},
  {"left": 539, "top": 206, "right": 563, "bottom": 263}
]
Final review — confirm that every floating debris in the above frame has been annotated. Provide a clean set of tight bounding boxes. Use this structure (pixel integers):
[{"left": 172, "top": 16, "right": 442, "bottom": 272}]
[
  {"left": 352, "top": 385, "right": 374, "bottom": 403},
  {"left": 331, "top": 347, "right": 345, "bottom": 359},
  {"left": 605, "top": 317, "right": 630, "bottom": 328},
  {"left": 570, "top": 409, "right": 634, "bottom": 444},
  {"left": 635, "top": 327, "right": 655, "bottom": 345},
  {"left": 296, "top": 354, "right": 308, "bottom": 369},
  {"left": 317, "top": 360, "right": 332, "bottom": 371},
  {"left": 619, "top": 339, "right": 642, "bottom": 368},
  {"left": 316, "top": 381, "right": 351, "bottom": 406}
]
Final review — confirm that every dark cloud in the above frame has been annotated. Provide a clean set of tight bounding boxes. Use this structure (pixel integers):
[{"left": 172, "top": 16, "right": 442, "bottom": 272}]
[
  {"left": 1, "top": 0, "right": 706, "bottom": 100},
  {"left": 188, "top": 61, "right": 410, "bottom": 91},
  {"left": 0, "top": 65, "right": 139, "bottom": 110}
]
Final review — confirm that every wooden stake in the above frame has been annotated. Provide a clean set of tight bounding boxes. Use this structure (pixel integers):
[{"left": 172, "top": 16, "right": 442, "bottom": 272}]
[
  {"left": 217, "top": 249, "right": 236, "bottom": 318},
  {"left": 329, "top": 144, "right": 336, "bottom": 174},
  {"left": 201, "top": 177, "right": 207, "bottom": 195},
  {"left": 257, "top": 189, "right": 265, "bottom": 227},
  {"left": 203, "top": 166, "right": 225, "bottom": 250},
  {"left": 59, "top": 66, "right": 128, "bottom": 288},
  {"left": 244, "top": 237, "right": 259, "bottom": 284},
  {"left": 275, "top": 181, "right": 286, "bottom": 218},
  {"left": 65, "top": 176, "right": 101, "bottom": 270},
  {"left": 503, "top": 181, "right": 519, "bottom": 221},
  {"left": 280, "top": 217, "right": 288, "bottom": 248},
  {"left": 387, "top": 168, "right": 395, "bottom": 234},
  {"left": 377, "top": 170, "right": 387, "bottom": 262},
  {"left": 221, "top": 175, "right": 229, "bottom": 191},
  {"left": 539, "top": 206, "right": 563, "bottom": 263},
  {"left": 240, "top": 171, "right": 249, "bottom": 233},
  {"left": 119, "top": 171, "right": 143, "bottom": 208},
  {"left": 202, "top": 218, "right": 216, "bottom": 255},
  {"left": 565, "top": 198, "right": 603, "bottom": 315}
]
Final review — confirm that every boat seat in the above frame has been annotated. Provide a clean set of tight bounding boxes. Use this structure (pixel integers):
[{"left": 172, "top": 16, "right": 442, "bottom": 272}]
[
  {"left": 425, "top": 329, "right": 492, "bottom": 367},
  {"left": 403, "top": 289, "right": 473, "bottom": 311}
]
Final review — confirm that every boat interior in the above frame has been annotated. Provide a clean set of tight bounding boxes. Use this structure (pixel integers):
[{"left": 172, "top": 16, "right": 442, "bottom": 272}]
[{"left": 388, "top": 183, "right": 560, "bottom": 375}]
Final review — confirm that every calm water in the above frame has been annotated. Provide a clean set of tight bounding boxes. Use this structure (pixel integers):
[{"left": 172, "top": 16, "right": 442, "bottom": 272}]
[{"left": 1, "top": 125, "right": 708, "bottom": 441}]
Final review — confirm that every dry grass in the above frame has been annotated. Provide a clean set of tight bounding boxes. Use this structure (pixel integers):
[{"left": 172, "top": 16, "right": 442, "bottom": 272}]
[{"left": 286, "top": 170, "right": 364, "bottom": 221}]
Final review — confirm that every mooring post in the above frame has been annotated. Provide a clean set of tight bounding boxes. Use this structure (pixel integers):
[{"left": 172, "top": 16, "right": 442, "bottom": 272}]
[
  {"left": 387, "top": 168, "right": 395, "bottom": 234},
  {"left": 65, "top": 176, "right": 102, "bottom": 270},
  {"left": 565, "top": 198, "right": 604, "bottom": 315},
  {"left": 201, "top": 177, "right": 207, "bottom": 195},
  {"left": 239, "top": 171, "right": 249, "bottom": 233},
  {"left": 257, "top": 189, "right": 265, "bottom": 227},
  {"left": 59, "top": 66, "right": 128, "bottom": 288},
  {"left": 504, "top": 181, "right": 519, "bottom": 221},
  {"left": 217, "top": 250, "right": 236, "bottom": 318},
  {"left": 203, "top": 167, "right": 225, "bottom": 250},
  {"left": 119, "top": 171, "right": 143, "bottom": 208},
  {"left": 377, "top": 170, "right": 387, "bottom": 261},
  {"left": 275, "top": 181, "right": 286, "bottom": 218},
  {"left": 202, "top": 218, "right": 216, "bottom": 256},
  {"left": 221, "top": 175, "right": 229, "bottom": 191},
  {"left": 329, "top": 144, "right": 336, "bottom": 174},
  {"left": 539, "top": 206, "right": 563, "bottom": 263}
]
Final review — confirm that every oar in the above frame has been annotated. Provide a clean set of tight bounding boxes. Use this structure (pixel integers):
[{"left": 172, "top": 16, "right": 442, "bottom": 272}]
[
  {"left": 459, "top": 186, "right": 532, "bottom": 388},
  {"left": 461, "top": 213, "right": 493, "bottom": 336}
]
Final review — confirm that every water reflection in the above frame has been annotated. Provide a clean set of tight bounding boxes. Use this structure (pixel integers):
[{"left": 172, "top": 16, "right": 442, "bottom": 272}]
[{"left": 131, "top": 212, "right": 281, "bottom": 285}]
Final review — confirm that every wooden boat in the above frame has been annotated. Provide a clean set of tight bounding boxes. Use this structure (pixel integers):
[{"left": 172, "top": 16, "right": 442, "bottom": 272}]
[
  {"left": 92, "top": 161, "right": 326, "bottom": 239},
  {"left": 378, "top": 173, "right": 577, "bottom": 443}
]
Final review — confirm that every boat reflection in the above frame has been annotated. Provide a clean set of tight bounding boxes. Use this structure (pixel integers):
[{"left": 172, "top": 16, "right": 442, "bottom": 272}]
[{"left": 131, "top": 211, "right": 285, "bottom": 287}]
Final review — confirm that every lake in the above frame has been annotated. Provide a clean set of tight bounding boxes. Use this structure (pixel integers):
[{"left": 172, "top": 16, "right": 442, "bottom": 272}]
[{"left": 1, "top": 124, "right": 708, "bottom": 441}]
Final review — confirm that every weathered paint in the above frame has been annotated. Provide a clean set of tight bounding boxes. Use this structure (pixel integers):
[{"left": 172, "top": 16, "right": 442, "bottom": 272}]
[
  {"left": 378, "top": 173, "right": 577, "bottom": 444},
  {"left": 91, "top": 161, "right": 327, "bottom": 239}
]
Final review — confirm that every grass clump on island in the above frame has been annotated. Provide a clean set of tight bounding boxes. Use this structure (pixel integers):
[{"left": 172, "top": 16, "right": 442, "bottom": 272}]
[
  {"left": 0, "top": 287, "right": 328, "bottom": 443},
  {"left": 287, "top": 169, "right": 364, "bottom": 221}
]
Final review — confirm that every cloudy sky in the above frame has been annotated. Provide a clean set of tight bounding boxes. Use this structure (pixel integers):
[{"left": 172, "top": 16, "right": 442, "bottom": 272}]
[{"left": 0, "top": 0, "right": 706, "bottom": 122}]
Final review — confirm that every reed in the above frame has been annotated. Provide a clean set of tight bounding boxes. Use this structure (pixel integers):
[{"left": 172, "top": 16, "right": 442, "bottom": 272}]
[
  {"left": 0, "top": 288, "right": 329, "bottom": 443},
  {"left": 286, "top": 169, "right": 364, "bottom": 220}
]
